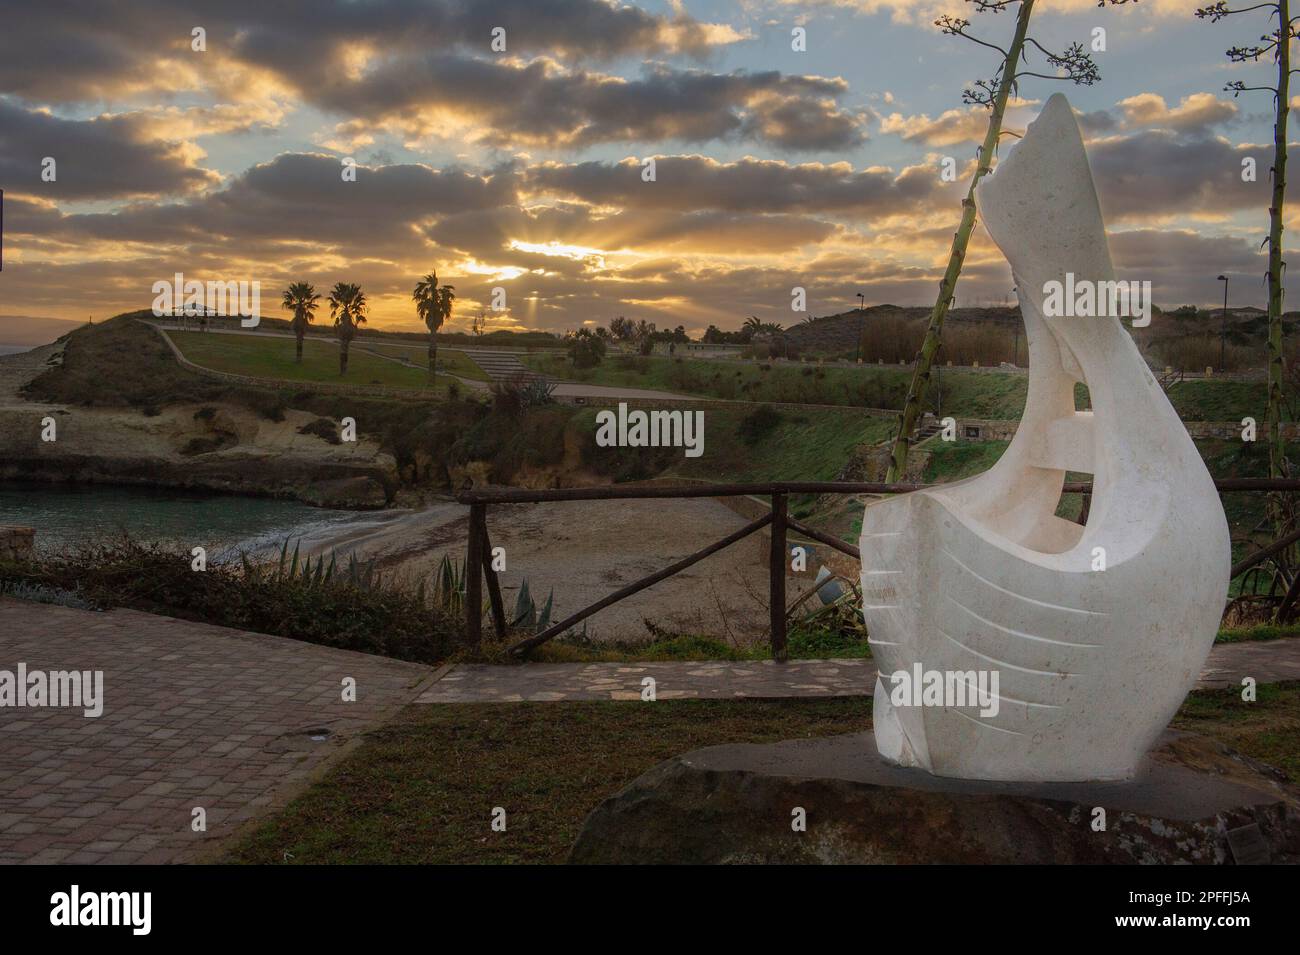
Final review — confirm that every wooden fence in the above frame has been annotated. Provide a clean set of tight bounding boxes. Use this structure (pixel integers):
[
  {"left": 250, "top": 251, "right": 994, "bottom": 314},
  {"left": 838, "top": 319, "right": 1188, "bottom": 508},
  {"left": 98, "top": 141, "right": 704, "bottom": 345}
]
[{"left": 457, "top": 477, "right": 1300, "bottom": 659}]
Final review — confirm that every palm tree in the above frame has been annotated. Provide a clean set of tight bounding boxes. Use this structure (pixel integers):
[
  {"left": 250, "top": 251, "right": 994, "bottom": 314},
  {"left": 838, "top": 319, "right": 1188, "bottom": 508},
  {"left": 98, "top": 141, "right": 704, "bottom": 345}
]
[
  {"left": 328, "top": 282, "right": 368, "bottom": 375},
  {"left": 413, "top": 272, "right": 456, "bottom": 378},
  {"left": 281, "top": 282, "right": 320, "bottom": 363}
]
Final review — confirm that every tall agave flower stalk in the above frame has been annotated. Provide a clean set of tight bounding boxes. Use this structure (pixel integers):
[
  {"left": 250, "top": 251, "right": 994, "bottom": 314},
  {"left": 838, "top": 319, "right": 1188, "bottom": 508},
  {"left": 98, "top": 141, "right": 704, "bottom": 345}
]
[
  {"left": 885, "top": 0, "right": 1136, "bottom": 483},
  {"left": 1198, "top": 0, "right": 1298, "bottom": 612}
]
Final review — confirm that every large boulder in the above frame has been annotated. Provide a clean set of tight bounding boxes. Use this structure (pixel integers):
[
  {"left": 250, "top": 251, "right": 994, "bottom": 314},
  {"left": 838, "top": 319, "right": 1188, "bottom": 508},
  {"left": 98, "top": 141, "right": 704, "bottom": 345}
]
[{"left": 570, "top": 731, "right": 1300, "bottom": 864}]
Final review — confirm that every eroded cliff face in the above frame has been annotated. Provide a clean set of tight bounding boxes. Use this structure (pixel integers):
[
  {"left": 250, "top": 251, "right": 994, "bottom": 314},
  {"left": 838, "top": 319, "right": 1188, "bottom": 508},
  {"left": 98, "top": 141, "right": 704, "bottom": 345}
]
[{"left": 0, "top": 343, "right": 397, "bottom": 508}]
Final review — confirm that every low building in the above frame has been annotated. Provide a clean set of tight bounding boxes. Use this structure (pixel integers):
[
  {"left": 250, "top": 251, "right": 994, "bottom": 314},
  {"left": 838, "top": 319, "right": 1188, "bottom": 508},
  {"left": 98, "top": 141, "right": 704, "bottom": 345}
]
[{"left": 652, "top": 342, "right": 747, "bottom": 358}]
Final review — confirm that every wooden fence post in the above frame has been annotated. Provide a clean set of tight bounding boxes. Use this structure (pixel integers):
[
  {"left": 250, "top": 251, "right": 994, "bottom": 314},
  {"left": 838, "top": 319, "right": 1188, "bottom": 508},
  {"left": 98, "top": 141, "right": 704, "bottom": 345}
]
[
  {"left": 465, "top": 503, "right": 485, "bottom": 647},
  {"left": 770, "top": 491, "right": 788, "bottom": 662},
  {"left": 480, "top": 521, "right": 508, "bottom": 642}
]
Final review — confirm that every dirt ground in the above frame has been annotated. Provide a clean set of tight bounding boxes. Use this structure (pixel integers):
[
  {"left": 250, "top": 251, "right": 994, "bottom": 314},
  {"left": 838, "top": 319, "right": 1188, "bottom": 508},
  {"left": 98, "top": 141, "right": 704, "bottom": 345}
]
[{"left": 299, "top": 497, "right": 819, "bottom": 646}]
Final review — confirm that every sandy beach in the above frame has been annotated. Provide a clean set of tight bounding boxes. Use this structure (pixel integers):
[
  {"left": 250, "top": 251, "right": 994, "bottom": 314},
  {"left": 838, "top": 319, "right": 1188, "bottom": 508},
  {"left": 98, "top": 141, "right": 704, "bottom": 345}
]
[{"left": 300, "top": 496, "right": 817, "bottom": 646}]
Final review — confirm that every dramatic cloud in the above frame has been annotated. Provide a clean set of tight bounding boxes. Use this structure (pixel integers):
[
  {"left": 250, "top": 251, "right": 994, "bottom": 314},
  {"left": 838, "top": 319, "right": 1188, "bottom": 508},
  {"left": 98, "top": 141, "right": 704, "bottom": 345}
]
[
  {"left": 1116, "top": 92, "right": 1238, "bottom": 133},
  {"left": 1088, "top": 130, "right": 1266, "bottom": 221},
  {"left": 880, "top": 108, "right": 990, "bottom": 148},
  {"left": 0, "top": 0, "right": 744, "bottom": 105},
  {"left": 314, "top": 59, "right": 866, "bottom": 151},
  {"left": 0, "top": 0, "right": 1293, "bottom": 332},
  {"left": 0, "top": 100, "right": 221, "bottom": 200},
  {"left": 522, "top": 155, "right": 941, "bottom": 215}
]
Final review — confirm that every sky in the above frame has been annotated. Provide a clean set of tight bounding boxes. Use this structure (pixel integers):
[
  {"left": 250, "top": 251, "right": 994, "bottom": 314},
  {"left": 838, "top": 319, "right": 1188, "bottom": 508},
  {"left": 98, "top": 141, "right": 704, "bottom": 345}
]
[{"left": 0, "top": 0, "right": 1294, "bottom": 336}]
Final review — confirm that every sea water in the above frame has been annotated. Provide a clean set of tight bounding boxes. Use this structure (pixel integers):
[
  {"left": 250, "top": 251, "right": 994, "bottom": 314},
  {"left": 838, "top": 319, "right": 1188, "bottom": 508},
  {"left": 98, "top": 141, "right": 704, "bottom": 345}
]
[{"left": 0, "top": 481, "right": 355, "bottom": 560}]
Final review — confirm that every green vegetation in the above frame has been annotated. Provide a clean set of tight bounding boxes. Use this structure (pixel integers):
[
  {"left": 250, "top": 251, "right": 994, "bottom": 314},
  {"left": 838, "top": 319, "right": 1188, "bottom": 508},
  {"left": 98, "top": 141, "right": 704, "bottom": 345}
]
[
  {"left": 1215, "top": 624, "right": 1300, "bottom": 644},
  {"left": 0, "top": 539, "right": 460, "bottom": 664},
  {"left": 1173, "top": 681, "right": 1300, "bottom": 779},
  {"left": 412, "top": 271, "right": 456, "bottom": 378},
  {"left": 531, "top": 622, "right": 870, "bottom": 663},
  {"left": 525, "top": 353, "right": 1280, "bottom": 423},
  {"left": 565, "top": 327, "right": 607, "bottom": 369},
  {"left": 24, "top": 313, "right": 290, "bottom": 419},
  {"left": 222, "top": 697, "right": 872, "bottom": 864},
  {"left": 356, "top": 343, "right": 488, "bottom": 380},
  {"left": 1165, "top": 379, "right": 1279, "bottom": 423},
  {"left": 223, "top": 681, "right": 1300, "bottom": 864},
  {"left": 922, "top": 440, "right": 1008, "bottom": 483},
  {"left": 525, "top": 353, "right": 1033, "bottom": 415},
  {"left": 280, "top": 281, "right": 321, "bottom": 364},
  {"left": 170, "top": 331, "right": 457, "bottom": 394}
]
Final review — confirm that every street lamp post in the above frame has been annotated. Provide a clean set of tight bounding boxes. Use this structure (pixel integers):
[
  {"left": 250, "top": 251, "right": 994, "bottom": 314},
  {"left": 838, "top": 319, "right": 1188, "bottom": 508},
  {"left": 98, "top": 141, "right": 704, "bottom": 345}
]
[
  {"left": 1010, "top": 286, "right": 1020, "bottom": 366},
  {"left": 1217, "top": 275, "right": 1229, "bottom": 372},
  {"left": 856, "top": 292, "right": 866, "bottom": 361}
]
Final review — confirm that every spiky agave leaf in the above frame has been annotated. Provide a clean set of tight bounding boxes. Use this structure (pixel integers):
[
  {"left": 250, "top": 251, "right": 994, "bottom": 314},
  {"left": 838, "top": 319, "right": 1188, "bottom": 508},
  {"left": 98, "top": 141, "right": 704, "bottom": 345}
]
[
  {"left": 512, "top": 578, "right": 535, "bottom": 628},
  {"left": 536, "top": 588, "right": 554, "bottom": 632}
]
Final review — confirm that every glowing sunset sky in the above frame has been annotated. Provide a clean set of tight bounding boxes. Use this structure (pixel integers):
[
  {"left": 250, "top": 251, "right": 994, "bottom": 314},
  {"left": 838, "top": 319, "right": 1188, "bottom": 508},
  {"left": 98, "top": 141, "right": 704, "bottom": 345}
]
[{"left": 0, "top": 0, "right": 1296, "bottom": 335}]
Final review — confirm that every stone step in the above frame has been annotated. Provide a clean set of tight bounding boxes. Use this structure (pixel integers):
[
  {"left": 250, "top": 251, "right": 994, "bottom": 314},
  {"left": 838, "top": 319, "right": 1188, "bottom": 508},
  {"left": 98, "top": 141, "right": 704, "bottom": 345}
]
[{"left": 462, "top": 351, "right": 551, "bottom": 383}]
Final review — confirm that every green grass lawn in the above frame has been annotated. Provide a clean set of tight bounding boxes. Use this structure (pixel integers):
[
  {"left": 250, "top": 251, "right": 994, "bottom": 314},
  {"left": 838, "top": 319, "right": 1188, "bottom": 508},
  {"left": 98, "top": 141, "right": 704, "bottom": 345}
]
[
  {"left": 170, "top": 331, "right": 455, "bottom": 393},
  {"left": 524, "top": 354, "right": 1278, "bottom": 422},
  {"left": 668, "top": 407, "right": 893, "bottom": 485},
  {"left": 222, "top": 682, "right": 1300, "bottom": 864},
  {"left": 525, "top": 353, "right": 1030, "bottom": 416},
  {"left": 1166, "top": 379, "right": 1280, "bottom": 423},
  {"left": 223, "top": 697, "right": 871, "bottom": 864},
  {"left": 922, "top": 439, "right": 1008, "bottom": 483},
  {"left": 357, "top": 342, "right": 490, "bottom": 381}
]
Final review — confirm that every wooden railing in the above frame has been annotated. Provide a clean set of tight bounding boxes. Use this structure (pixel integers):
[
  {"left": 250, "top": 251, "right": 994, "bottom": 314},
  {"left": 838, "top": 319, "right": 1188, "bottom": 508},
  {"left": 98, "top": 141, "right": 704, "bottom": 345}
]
[{"left": 457, "top": 477, "right": 1300, "bottom": 659}]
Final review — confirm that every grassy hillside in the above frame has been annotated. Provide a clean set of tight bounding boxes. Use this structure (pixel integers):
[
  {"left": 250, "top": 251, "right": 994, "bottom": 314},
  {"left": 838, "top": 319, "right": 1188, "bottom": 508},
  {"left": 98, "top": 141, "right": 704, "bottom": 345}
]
[
  {"left": 356, "top": 342, "right": 489, "bottom": 381},
  {"left": 23, "top": 313, "right": 274, "bottom": 412},
  {"left": 526, "top": 353, "right": 1031, "bottom": 416},
  {"left": 526, "top": 353, "right": 1275, "bottom": 422},
  {"left": 667, "top": 407, "right": 892, "bottom": 485},
  {"left": 170, "top": 331, "right": 456, "bottom": 394}
]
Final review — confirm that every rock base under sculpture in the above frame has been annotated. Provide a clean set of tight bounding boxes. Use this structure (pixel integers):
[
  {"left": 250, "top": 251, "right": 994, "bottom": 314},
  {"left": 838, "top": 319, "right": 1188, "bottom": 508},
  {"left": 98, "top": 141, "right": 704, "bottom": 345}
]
[{"left": 569, "top": 731, "right": 1300, "bottom": 864}]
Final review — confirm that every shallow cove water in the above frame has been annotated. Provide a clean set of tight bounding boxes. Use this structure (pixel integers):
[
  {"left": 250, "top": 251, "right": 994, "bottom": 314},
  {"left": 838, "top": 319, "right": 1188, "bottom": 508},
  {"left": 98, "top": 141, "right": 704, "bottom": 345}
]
[{"left": 0, "top": 480, "right": 357, "bottom": 559}]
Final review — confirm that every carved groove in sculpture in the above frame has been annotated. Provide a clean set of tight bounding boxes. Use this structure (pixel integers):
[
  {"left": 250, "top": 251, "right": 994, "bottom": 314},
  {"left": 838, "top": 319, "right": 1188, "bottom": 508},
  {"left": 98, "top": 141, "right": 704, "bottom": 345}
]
[{"left": 860, "top": 94, "right": 1230, "bottom": 782}]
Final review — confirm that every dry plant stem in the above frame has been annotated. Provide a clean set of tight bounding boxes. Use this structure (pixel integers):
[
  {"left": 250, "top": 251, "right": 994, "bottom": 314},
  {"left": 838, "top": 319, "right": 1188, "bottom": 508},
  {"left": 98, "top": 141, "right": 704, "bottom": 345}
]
[{"left": 886, "top": 0, "right": 1036, "bottom": 482}]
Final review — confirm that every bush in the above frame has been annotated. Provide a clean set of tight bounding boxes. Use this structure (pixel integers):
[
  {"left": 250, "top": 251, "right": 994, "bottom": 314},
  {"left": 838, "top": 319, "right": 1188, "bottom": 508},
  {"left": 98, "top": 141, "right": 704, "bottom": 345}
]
[
  {"left": 489, "top": 376, "right": 555, "bottom": 418},
  {"left": 565, "top": 328, "right": 606, "bottom": 369},
  {"left": 298, "top": 417, "right": 341, "bottom": 444},
  {"left": 0, "top": 539, "right": 461, "bottom": 664},
  {"left": 738, "top": 404, "right": 783, "bottom": 445}
]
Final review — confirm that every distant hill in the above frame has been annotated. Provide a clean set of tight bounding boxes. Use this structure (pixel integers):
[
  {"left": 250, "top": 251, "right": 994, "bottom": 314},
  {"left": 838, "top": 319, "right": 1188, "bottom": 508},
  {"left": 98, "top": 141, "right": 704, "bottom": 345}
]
[
  {"left": 0, "top": 314, "right": 87, "bottom": 347},
  {"left": 783, "top": 305, "right": 1021, "bottom": 352}
]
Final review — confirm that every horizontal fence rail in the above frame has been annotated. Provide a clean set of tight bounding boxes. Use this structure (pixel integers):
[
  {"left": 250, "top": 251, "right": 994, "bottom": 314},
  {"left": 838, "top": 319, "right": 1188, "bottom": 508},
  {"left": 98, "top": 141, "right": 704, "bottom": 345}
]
[{"left": 455, "top": 477, "right": 1300, "bottom": 658}]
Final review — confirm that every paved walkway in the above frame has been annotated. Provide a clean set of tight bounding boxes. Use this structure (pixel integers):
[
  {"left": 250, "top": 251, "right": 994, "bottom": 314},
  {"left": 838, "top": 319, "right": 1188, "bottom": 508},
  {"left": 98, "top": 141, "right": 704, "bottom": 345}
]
[
  {"left": 417, "top": 639, "right": 1300, "bottom": 703},
  {"left": 0, "top": 599, "right": 437, "bottom": 864},
  {"left": 4, "top": 595, "right": 1297, "bottom": 864}
]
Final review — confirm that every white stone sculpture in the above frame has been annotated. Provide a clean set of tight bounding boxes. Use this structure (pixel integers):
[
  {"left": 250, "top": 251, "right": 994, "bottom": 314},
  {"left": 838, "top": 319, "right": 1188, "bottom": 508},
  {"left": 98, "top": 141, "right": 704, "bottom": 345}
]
[{"left": 860, "top": 94, "right": 1230, "bottom": 782}]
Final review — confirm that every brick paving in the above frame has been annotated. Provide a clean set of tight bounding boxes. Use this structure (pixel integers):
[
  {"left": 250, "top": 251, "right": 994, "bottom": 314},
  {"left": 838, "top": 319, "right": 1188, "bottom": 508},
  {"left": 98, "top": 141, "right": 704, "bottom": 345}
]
[
  {"left": 4, "top": 594, "right": 1298, "bottom": 864},
  {"left": 417, "top": 639, "right": 1300, "bottom": 703},
  {"left": 0, "top": 599, "right": 437, "bottom": 864}
]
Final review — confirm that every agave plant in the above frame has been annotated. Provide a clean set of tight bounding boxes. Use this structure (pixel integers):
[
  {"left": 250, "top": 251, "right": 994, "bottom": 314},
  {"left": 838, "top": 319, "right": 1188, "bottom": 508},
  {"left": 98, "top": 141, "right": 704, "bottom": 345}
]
[
  {"left": 511, "top": 577, "right": 554, "bottom": 632},
  {"left": 433, "top": 554, "right": 465, "bottom": 615}
]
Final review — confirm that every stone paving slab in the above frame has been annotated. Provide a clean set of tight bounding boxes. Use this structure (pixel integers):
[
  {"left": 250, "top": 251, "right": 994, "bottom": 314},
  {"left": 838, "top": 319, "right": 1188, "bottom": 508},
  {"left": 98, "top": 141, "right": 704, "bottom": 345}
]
[
  {"left": 419, "top": 659, "right": 878, "bottom": 702},
  {"left": 0, "top": 599, "right": 436, "bottom": 864},
  {"left": 417, "top": 639, "right": 1300, "bottom": 703}
]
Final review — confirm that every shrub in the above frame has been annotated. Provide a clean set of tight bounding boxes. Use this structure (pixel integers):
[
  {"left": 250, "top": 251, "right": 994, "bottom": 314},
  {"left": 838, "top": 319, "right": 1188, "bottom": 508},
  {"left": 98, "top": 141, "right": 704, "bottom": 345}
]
[
  {"left": 0, "top": 539, "right": 461, "bottom": 664},
  {"left": 489, "top": 375, "right": 555, "bottom": 418},
  {"left": 738, "top": 404, "right": 783, "bottom": 445},
  {"left": 298, "top": 417, "right": 341, "bottom": 444},
  {"left": 565, "top": 328, "right": 607, "bottom": 369}
]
